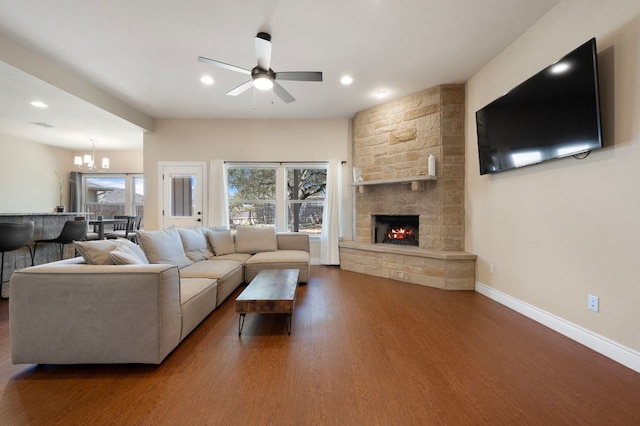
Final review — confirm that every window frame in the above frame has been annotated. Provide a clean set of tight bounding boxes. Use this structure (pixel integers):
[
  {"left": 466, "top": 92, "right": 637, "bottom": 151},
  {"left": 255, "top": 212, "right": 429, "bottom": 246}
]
[{"left": 226, "top": 162, "right": 327, "bottom": 236}]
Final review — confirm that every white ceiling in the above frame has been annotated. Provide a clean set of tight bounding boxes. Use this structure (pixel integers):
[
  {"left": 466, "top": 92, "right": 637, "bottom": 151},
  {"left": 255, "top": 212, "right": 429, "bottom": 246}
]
[{"left": 0, "top": 0, "right": 560, "bottom": 150}]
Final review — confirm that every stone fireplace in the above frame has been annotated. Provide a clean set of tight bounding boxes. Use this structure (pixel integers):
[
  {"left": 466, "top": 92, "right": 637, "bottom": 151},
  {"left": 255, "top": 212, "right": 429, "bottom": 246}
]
[{"left": 339, "top": 84, "right": 476, "bottom": 290}]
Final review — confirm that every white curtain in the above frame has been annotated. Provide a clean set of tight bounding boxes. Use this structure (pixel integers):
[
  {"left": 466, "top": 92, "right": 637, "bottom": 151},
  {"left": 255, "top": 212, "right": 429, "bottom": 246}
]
[
  {"left": 320, "top": 159, "right": 341, "bottom": 265},
  {"left": 210, "top": 159, "right": 229, "bottom": 227}
]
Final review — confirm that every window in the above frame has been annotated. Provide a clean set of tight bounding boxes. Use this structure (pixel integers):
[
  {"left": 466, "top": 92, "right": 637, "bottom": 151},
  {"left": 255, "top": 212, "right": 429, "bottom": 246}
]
[
  {"left": 286, "top": 167, "right": 326, "bottom": 234},
  {"left": 227, "top": 164, "right": 327, "bottom": 235},
  {"left": 227, "top": 167, "right": 277, "bottom": 227},
  {"left": 82, "top": 174, "right": 144, "bottom": 224}
]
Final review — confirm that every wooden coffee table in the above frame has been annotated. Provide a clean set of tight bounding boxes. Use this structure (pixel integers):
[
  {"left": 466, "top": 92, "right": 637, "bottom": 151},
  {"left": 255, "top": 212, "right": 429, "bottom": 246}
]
[{"left": 235, "top": 269, "right": 300, "bottom": 336}]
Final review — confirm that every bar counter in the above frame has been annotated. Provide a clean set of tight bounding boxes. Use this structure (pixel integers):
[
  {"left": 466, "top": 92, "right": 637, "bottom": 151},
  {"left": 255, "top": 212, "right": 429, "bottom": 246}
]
[{"left": 0, "top": 213, "right": 86, "bottom": 293}]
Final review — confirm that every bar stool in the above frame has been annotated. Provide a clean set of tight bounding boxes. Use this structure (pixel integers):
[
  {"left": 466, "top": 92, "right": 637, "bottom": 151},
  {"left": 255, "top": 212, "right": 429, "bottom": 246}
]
[
  {"left": 32, "top": 220, "right": 88, "bottom": 263},
  {"left": 0, "top": 221, "right": 34, "bottom": 299}
]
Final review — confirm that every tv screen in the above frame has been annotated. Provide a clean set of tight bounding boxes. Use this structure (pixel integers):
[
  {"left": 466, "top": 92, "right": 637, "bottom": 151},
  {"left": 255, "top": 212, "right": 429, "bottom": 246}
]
[{"left": 476, "top": 38, "right": 603, "bottom": 175}]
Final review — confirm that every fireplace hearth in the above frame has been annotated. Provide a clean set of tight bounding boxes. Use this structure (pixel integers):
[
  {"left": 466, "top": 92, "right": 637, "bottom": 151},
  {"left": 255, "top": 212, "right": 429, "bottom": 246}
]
[{"left": 374, "top": 215, "right": 419, "bottom": 247}]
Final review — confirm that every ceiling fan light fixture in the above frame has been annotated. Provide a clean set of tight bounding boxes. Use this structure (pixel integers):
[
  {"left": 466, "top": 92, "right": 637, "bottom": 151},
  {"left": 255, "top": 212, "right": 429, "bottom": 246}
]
[
  {"left": 253, "top": 75, "right": 274, "bottom": 91},
  {"left": 199, "top": 32, "right": 320, "bottom": 104}
]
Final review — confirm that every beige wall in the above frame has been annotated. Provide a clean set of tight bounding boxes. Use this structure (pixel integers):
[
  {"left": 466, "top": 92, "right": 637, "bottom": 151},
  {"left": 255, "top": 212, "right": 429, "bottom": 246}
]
[
  {"left": 143, "top": 118, "right": 351, "bottom": 233},
  {"left": 0, "top": 134, "right": 73, "bottom": 212},
  {"left": 466, "top": 1, "right": 640, "bottom": 352}
]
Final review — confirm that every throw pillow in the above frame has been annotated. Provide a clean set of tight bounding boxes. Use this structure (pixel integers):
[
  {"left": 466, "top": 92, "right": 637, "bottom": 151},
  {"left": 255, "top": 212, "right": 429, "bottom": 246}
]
[
  {"left": 117, "top": 238, "right": 149, "bottom": 264},
  {"left": 136, "top": 227, "right": 193, "bottom": 268},
  {"left": 177, "top": 227, "right": 213, "bottom": 261},
  {"left": 234, "top": 226, "right": 277, "bottom": 254},
  {"left": 205, "top": 229, "right": 236, "bottom": 256},
  {"left": 75, "top": 239, "right": 150, "bottom": 265},
  {"left": 110, "top": 244, "right": 147, "bottom": 265},
  {"left": 75, "top": 240, "right": 121, "bottom": 265}
]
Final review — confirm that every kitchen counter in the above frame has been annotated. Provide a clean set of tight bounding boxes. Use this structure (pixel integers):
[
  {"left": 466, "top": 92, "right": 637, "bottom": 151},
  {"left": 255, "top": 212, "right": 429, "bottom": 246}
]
[{"left": 0, "top": 213, "right": 88, "bottom": 295}]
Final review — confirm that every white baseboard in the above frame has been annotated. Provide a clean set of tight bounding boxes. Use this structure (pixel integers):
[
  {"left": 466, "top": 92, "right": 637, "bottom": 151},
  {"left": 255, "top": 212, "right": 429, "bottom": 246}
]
[{"left": 475, "top": 281, "right": 640, "bottom": 373}]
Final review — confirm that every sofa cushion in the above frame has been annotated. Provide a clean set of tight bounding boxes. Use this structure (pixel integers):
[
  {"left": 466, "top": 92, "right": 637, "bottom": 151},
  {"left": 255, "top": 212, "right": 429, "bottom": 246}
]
[
  {"left": 179, "top": 259, "right": 243, "bottom": 280},
  {"left": 245, "top": 250, "right": 310, "bottom": 264},
  {"left": 110, "top": 244, "right": 147, "bottom": 265},
  {"left": 205, "top": 229, "right": 236, "bottom": 256},
  {"left": 211, "top": 252, "right": 252, "bottom": 264},
  {"left": 177, "top": 227, "right": 213, "bottom": 261},
  {"left": 234, "top": 226, "right": 277, "bottom": 254},
  {"left": 136, "top": 227, "right": 192, "bottom": 268},
  {"left": 75, "top": 239, "right": 149, "bottom": 265},
  {"left": 180, "top": 277, "right": 218, "bottom": 338},
  {"left": 180, "top": 278, "right": 217, "bottom": 306},
  {"left": 244, "top": 250, "right": 311, "bottom": 283}
]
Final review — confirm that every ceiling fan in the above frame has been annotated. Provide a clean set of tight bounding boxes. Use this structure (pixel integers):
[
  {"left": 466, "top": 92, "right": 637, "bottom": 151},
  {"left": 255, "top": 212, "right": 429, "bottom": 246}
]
[{"left": 198, "top": 32, "right": 322, "bottom": 104}]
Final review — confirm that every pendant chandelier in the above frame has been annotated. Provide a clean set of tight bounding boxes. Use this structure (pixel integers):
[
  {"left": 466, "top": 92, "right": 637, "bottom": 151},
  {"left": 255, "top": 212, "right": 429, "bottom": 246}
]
[{"left": 74, "top": 139, "right": 110, "bottom": 172}]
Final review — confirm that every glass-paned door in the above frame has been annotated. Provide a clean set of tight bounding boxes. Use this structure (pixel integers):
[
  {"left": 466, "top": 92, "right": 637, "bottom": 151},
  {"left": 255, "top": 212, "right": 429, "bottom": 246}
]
[{"left": 161, "top": 165, "right": 205, "bottom": 228}]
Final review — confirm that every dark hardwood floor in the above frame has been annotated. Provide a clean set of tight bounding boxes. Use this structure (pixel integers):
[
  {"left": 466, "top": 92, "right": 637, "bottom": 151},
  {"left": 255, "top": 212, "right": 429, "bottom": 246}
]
[{"left": 1, "top": 266, "right": 639, "bottom": 425}]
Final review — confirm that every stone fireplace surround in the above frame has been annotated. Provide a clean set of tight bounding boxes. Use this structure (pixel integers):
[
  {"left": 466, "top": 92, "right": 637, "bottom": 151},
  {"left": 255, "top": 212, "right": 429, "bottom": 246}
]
[{"left": 339, "top": 84, "right": 476, "bottom": 290}]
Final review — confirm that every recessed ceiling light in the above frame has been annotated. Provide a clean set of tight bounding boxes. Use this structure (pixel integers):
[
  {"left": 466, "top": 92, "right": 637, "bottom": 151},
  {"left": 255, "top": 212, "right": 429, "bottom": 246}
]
[
  {"left": 30, "top": 101, "right": 48, "bottom": 108},
  {"left": 340, "top": 75, "right": 353, "bottom": 85},
  {"left": 200, "top": 75, "right": 214, "bottom": 85},
  {"left": 375, "top": 90, "right": 388, "bottom": 98}
]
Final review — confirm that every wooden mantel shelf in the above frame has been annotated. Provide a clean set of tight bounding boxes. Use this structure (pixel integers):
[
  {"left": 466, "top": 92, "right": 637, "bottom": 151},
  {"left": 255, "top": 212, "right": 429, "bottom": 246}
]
[{"left": 350, "top": 175, "right": 436, "bottom": 192}]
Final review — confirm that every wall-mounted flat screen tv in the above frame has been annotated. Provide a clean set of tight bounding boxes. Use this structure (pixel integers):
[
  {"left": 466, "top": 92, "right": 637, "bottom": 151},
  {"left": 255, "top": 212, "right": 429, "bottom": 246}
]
[{"left": 476, "top": 38, "right": 603, "bottom": 175}]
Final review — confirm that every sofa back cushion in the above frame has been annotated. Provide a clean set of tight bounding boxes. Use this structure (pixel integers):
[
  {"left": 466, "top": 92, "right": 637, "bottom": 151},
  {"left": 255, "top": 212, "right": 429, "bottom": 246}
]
[
  {"left": 234, "top": 226, "right": 277, "bottom": 254},
  {"left": 136, "top": 227, "right": 192, "bottom": 268},
  {"left": 205, "top": 229, "right": 236, "bottom": 256},
  {"left": 177, "top": 227, "right": 213, "bottom": 261}
]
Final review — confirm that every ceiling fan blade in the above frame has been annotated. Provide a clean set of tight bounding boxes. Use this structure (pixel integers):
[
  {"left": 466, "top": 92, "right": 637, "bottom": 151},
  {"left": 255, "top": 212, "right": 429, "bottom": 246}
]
[
  {"left": 226, "top": 80, "right": 254, "bottom": 96},
  {"left": 273, "top": 82, "right": 296, "bottom": 104},
  {"left": 255, "top": 32, "right": 272, "bottom": 71},
  {"left": 276, "top": 71, "right": 323, "bottom": 82},
  {"left": 198, "top": 56, "right": 251, "bottom": 75}
]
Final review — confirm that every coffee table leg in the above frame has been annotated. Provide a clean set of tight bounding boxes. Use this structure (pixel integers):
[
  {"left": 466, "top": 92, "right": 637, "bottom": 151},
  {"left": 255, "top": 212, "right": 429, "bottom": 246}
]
[
  {"left": 286, "top": 314, "right": 291, "bottom": 336},
  {"left": 238, "top": 313, "right": 246, "bottom": 336}
]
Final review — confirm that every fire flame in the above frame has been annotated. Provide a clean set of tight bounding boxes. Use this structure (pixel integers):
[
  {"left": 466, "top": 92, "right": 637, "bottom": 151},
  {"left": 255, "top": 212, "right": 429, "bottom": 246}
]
[{"left": 387, "top": 227, "right": 414, "bottom": 240}]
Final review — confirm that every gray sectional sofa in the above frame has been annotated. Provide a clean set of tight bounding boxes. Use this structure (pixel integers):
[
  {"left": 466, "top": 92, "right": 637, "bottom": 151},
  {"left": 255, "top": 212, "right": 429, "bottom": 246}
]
[{"left": 10, "top": 226, "right": 310, "bottom": 365}]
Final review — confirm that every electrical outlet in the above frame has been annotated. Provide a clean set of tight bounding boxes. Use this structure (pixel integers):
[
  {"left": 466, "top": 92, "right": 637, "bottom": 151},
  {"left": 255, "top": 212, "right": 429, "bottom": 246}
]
[
  {"left": 588, "top": 295, "right": 599, "bottom": 312},
  {"left": 489, "top": 263, "right": 495, "bottom": 274}
]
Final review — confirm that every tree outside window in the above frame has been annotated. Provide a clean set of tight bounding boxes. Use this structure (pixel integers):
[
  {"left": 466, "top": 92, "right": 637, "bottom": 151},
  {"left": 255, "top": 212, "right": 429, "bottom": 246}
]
[
  {"left": 227, "top": 167, "right": 276, "bottom": 228},
  {"left": 287, "top": 167, "right": 326, "bottom": 234}
]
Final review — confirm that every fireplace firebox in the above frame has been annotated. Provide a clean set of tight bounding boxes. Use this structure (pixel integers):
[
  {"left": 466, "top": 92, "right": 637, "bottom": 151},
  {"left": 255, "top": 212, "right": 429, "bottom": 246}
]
[{"left": 373, "top": 215, "right": 419, "bottom": 246}]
